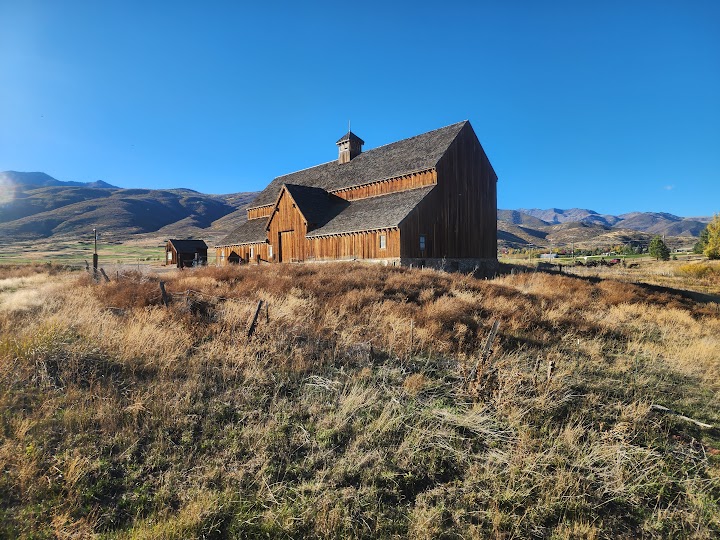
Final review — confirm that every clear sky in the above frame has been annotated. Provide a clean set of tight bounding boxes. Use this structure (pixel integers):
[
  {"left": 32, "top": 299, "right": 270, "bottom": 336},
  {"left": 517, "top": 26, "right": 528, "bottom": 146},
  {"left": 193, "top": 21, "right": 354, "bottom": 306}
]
[{"left": 1, "top": 1, "right": 718, "bottom": 217}]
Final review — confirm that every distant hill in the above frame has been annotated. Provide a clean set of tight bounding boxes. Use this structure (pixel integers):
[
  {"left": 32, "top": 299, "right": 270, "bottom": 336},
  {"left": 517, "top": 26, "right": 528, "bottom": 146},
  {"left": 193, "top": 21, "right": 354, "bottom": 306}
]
[
  {"left": 0, "top": 172, "right": 712, "bottom": 250},
  {"left": 512, "top": 207, "right": 710, "bottom": 240},
  {"left": 0, "top": 172, "right": 256, "bottom": 243},
  {"left": 1, "top": 170, "right": 118, "bottom": 189},
  {"left": 496, "top": 210, "right": 549, "bottom": 228},
  {"left": 517, "top": 208, "right": 621, "bottom": 227}
]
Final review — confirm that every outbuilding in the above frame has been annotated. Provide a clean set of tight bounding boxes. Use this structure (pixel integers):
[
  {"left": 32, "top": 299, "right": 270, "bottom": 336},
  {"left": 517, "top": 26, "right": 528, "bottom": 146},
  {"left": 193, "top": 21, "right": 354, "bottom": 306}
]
[{"left": 165, "top": 239, "right": 208, "bottom": 268}]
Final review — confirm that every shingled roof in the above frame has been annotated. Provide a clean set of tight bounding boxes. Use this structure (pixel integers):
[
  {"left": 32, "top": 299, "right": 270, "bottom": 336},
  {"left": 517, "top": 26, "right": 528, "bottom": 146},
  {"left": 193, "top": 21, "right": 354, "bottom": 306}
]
[
  {"left": 281, "top": 184, "right": 347, "bottom": 226},
  {"left": 216, "top": 218, "right": 267, "bottom": 247},
  {"left": 248, "top": 121, "right": 467, "bottom": 209},
  {"left": 306, "top": 186, "right": 435, "bottom": 237},
  {"left": 168, "top": 239, "right": 208, "bottom": 252}
]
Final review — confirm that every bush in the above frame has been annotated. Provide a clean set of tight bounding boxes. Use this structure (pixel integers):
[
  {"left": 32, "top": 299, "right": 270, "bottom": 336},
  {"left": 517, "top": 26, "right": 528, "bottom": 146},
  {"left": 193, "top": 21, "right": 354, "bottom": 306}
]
[{"left": 675, "top": 262, "right": 720, "bottom": 280}]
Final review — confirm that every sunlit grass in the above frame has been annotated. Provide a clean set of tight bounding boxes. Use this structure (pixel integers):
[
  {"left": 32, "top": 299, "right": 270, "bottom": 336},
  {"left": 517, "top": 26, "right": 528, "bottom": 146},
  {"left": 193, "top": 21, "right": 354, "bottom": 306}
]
[{"left": 0, "top": 263, "right": 718, "bottom": 538}]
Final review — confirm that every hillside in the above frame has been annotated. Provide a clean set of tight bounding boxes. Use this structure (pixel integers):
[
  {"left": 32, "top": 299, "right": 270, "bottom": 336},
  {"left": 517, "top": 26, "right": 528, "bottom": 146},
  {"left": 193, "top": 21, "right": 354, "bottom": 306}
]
[
  {"left": 517, "top": 207, "right": 710, "bottom": 238},
  {"left": 1, "top": 263, "right": 718, "bottom": 538},
  {"left": 0, "top": 170, "right": 117, "bottom": 189},
  {"left": 0, "top": 172, "right": 256, "bottom": 243},
  {"left": 497, "top": 208, "right": 712, "bottom": 250},
  {"left": 0, "top": 172, "right": 712, "bottom": 250}
]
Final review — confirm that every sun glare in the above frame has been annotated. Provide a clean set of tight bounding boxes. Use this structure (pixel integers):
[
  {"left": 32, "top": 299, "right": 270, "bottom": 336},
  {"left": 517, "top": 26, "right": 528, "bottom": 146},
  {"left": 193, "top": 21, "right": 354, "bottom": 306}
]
[{"left": 0, "top": 174, "right": 17, "bottom": 205}]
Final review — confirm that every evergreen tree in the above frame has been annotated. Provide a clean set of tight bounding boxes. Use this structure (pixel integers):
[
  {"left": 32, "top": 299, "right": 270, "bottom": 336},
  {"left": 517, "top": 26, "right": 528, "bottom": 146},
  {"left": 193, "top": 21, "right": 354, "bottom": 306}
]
[
  {"left": 693, "top": 227, "right": 709, "bottom": 254},
  {"left": 649, "top": 236, "right": 670, "bottom": 261}
]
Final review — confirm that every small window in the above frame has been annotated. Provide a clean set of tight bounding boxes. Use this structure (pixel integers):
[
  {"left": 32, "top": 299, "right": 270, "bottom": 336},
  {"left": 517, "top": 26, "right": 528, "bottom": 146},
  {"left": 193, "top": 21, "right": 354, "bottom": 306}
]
[
  {"left": 268, "top": 245, "right": 273, "bottom": 258},
  {"left": 380, "top": 234, "right": 386, "bottom": 250},
  {"left": 250, "top": 246, "right": 254, "bottom": 259},
  {"left": 167, "top": 251, "right": 172, "bottom": 261},
  {"left": 220, "top": 252, "right": 225, "bottom": 260},
  {"left": 419, "top": 235, "right": 426, "bottom": 251}
]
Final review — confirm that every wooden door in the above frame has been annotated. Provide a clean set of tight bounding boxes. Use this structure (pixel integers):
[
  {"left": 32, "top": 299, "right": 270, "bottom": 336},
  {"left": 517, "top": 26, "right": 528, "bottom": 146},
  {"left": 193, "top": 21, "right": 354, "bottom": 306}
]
[{"left": 280, "top": 231, "right": 294, "bottom": 262}]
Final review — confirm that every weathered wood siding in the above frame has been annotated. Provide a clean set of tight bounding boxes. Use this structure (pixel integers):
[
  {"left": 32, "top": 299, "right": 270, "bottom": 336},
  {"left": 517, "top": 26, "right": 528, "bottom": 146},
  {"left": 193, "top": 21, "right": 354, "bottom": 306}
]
[
  {"left": 247, "top": 206, "right": 273, "bottom": 220},
  {"left": 165, "top": 243, "right": 177, "bottom": 266},
  {"left": 399, "top": 124, "right": 497, "bottom": 258},
  {"left": 267, "top": 189, "right": 308, "bottom": 262},
  {"left": 332, "top": 170, "right": 436, "bottom": 201},
  {"left": 307, "top": 228, "right": 400, "bottom": 260},
  {"left": 247, "top": 170, "right": 435, "bottom": 219},
  {"left": 216, "top": 243, "right": 269, "bottom": 264}
]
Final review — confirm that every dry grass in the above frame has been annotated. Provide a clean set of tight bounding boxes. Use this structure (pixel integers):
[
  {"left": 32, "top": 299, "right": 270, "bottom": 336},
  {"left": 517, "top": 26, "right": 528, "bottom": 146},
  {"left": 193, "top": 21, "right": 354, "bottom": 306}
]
[{"left": 0, "top": 262, "right": 718, "bottom": 538}]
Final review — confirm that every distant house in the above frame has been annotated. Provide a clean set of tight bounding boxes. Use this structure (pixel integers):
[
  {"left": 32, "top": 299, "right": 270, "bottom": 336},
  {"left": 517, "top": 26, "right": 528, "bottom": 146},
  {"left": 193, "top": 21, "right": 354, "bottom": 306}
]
[
  {"left": 165, "top": 239, "right": 208, "bottom": 268},
  {"left": 215, "top": 121, "right": 498, "bottom": 273}
]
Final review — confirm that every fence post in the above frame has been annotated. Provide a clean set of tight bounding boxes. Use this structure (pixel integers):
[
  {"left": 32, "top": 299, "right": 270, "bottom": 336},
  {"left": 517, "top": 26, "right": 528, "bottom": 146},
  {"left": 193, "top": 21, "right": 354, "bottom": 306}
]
[
  {"left": 247, "top": 300, "right": 264, "bottom": 337},
  {"left": 468, "top": 320, "right": 500, "bottom": 388},
  {"left": 159, "top": 282, "right": 169, "bottom": 307},
  {"left": 409, "top": 319, "right": 414, "bottom": 355}
]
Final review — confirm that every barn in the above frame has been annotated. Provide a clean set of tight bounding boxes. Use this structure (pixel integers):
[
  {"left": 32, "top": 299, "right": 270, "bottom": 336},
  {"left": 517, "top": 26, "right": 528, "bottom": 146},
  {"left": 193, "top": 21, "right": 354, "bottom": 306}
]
[
  {"left": 165, "top": 239, "right": 208, "bottom": 268},
  {"left": 215, "top": 121, "right": 497, "bottom": 273}
]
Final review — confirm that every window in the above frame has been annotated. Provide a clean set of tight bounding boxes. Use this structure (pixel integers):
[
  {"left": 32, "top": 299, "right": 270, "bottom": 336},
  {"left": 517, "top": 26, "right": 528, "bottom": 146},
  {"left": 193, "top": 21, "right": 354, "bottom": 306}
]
[
  {"left": 380, "top": 234, "right": 386, "bottom": 250},
  {"left": 167, "top": 251, "right": 172, "bottom": 261},
  {"left": 250, "top": 247, "right": 255, "bottom": 259},
  {"left": 268, "top": 245, "right": 273, "bottom": 258},
  {"left": 419, "top": 235, "right": 426, "bottom": 251},
  {"left": 220, "top": 252, "right": 225, "bottom": 260}
]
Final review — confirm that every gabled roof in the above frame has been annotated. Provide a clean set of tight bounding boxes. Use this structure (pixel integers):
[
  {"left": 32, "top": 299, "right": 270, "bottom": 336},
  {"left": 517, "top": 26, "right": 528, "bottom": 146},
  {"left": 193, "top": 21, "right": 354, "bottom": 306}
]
[
  {"left": 336, "top": 131, "right": 364, "bottom": 145},
  {"left": 248, "top": 121, "right": 467, "bottom": 209},
  {"left": 306, "top": 186, "right": 435, "bottom": 237},
  {"left": 168, "top": 239, "right": 208, "bottom": 252},
  {"left": 215, "top": 218, "right": 267, "bottom": 247},
  {"left": 273, "top": 184, "right": 347, "bottom": 227}
]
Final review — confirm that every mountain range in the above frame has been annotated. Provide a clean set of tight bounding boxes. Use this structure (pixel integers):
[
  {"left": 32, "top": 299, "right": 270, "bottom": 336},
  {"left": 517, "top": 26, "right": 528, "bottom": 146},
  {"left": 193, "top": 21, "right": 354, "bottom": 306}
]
[{"left": 0, "top": 171, "right": 711, "bottom": 249}]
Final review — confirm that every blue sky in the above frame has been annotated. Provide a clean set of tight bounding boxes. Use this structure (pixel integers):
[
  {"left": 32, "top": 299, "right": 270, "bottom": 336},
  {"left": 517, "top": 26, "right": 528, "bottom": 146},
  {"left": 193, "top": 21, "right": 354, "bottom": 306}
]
[{"left": 1, "top": 1, "right": 718, "bottom": 216}]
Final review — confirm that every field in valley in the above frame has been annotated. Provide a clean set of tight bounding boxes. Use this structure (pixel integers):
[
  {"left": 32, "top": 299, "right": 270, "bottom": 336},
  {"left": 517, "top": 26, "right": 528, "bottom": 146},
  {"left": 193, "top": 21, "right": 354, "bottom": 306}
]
[{"left": 0, "top": 261, "right": 719, "bottom": 538}]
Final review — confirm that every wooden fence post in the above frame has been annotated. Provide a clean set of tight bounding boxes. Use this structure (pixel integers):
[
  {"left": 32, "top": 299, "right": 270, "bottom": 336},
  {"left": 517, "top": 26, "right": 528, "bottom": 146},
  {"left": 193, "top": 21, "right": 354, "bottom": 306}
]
[
  {"left": 247, "top": 300, "right": 264, "bottom": 337},
  {"left": 468, "top": 320, "right": 500, "bottom": 387},
  {"left": 159, "top": 282, "right": 169, "bottom": 307},
  {"left": 409, "top": 319, "right": 414, "bottom": 355},
  {"left": 100, "top": 268, "right": 110, "bottom": 283}
]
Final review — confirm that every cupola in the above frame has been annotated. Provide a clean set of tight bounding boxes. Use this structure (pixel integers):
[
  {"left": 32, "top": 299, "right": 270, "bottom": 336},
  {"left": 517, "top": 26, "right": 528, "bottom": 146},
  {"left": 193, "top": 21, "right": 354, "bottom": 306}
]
[{"left": 336, "top": 131, "right": 364, "bottom": 164}]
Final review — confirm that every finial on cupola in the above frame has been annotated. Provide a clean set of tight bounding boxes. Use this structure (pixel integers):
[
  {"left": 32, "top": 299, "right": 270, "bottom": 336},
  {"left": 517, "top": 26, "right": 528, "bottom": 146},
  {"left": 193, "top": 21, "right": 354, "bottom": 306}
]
[{"left": 336, "top": 126, "right": 364, "bottom": 164}]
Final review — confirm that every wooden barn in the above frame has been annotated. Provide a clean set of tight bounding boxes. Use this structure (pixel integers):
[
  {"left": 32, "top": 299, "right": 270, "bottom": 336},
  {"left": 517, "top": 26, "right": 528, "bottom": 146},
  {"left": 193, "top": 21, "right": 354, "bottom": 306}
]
[
  {"left": 165, "top": 239, "right": 208, "bottom": 268},
  {"left": 215, "top": 121, "right": 498, "bottom": 273}
]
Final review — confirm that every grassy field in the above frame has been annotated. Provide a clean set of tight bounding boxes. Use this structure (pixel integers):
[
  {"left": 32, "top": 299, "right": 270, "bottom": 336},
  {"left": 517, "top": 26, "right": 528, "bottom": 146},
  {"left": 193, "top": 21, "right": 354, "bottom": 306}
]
[
  {"left": 0, "top": 240, "right": 219, "bottom": 266},
  {"left": 0, "top": 262, "right": 719, "bottom": 538},
  {"left": 501, "top": 256, "right": 720, "bottom": 297}
]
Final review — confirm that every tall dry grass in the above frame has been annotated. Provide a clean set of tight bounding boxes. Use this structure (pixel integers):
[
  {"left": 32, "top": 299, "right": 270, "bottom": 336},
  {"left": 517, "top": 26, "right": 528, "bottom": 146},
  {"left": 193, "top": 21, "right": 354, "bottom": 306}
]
[{"left": 0, "top": 263, "right": 718, "bottom": 538}]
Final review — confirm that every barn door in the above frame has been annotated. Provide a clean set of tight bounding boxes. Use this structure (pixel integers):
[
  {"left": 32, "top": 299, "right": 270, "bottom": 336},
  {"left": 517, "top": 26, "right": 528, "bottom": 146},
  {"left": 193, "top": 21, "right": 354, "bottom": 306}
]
[{"left": 280, "top": 231, "right": 294, "bottom": 262}]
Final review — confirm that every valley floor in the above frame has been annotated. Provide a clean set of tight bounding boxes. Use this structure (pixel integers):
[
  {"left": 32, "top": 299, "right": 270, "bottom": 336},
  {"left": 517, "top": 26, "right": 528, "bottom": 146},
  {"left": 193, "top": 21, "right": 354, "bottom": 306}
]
[{"left": 0, "top": 263, "right": 718, "bottom": 538}]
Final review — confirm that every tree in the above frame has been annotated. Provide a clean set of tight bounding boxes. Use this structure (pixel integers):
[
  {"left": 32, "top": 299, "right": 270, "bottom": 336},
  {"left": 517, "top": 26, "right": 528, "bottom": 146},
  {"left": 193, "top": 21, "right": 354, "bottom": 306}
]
[
  {"left": 704, "top": 214, "right": 720, "bottom": 260},
  {"left": 693, "top": 227, "right": 709, "bottom": 254},
  {"left": 649, "top": 236, "right": 670, "bottom": 261}
]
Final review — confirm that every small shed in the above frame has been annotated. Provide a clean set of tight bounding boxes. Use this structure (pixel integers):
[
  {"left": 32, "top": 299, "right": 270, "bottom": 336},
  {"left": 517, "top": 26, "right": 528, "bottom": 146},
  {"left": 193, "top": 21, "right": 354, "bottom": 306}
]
[{"left": 166, "top": 239, "right": 208, "bottom": 268}]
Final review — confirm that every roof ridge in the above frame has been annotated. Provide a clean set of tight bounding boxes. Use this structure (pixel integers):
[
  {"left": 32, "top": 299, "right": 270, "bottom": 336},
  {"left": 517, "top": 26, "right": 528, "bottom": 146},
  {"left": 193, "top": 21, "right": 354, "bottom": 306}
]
[
  {"left": 365, "top": 120, "right": 467, "bottom": 153},
  {"left": 273, "top": 120, "right": 467, "bottom": 183},
  {"left": 248, "top": 120, "right": 472, "bottom": 210}
]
